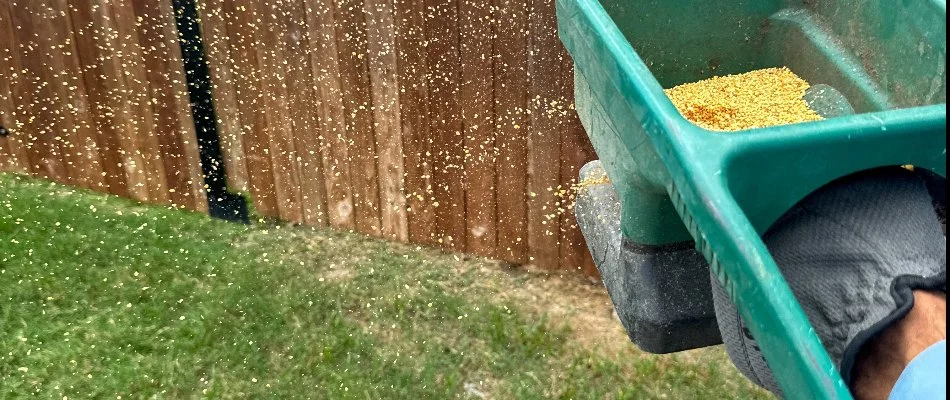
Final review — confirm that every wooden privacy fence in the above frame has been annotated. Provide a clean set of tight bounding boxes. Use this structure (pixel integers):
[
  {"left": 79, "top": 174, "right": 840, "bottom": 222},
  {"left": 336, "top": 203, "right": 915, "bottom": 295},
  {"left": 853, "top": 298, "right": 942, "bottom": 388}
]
[
  {"left": 0, "top": 0, "right": 207, "bottom": 211},
  {"left": 0, "top": 0, "right": 599, "bottom": 275}
]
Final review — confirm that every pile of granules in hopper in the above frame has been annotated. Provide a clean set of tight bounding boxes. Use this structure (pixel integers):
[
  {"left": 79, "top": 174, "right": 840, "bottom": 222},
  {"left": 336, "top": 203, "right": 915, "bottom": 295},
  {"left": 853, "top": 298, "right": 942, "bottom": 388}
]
[{"left": 664, "top": 67, "right": 823, "bottom": 131}]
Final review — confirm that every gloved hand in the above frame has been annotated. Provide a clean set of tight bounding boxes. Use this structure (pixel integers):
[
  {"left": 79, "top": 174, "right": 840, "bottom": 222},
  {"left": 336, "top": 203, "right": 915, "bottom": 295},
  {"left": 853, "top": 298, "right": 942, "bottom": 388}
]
[{"left": 712, "top": 167, "right": 947, "bottom": 395}]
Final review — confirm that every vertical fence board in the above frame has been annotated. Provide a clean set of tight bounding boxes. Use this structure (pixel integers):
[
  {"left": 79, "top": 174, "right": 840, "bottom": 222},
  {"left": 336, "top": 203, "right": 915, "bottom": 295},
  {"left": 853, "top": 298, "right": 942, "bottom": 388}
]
[
  {"left": 37, "top": 0, "right": 105, "bottom": 191},
  {"left": 0, "top": 137, "right": 11, "bottom": 173},
  {"left": 394, "top": 0, "right": 435, "bottom": 245},
  {"left": 259, "top": 0, "right": 304, "bottom": 223},
  {"left": 365, "top": 0, "right": 408, "bottom": 241},
  {"left": 224, "top": 0, "right": 280, "bottom": 217},
  {"left": 0, "top": 33, "right": 10, "bottom": 172},
  {"left": 68, "top": 0, "right": 149, "bottom": 200},
  {"left": 67, "top": 0, "right": 125, "bottom": 195},
  {"left": 0, "top": 120, "right": 13, "bottom": 172},
  {"left": 11, "top": 1, "right": 82, "bottom": 185},
  {"left": 284, "top": 0, "right": 329, "bottom": 226},
  {"left": 425, "top": 0, "right": 466, "bottom": 251},
  {"left": 6, "top": 1, "right": 49, "bottom": 178},
  {"left": 133, "top": 0, "right": 207, "bottom": 211},
  {"left": 558, "top": 60, "right": 598, "bottom": 276},
  {"left": 334, "top": 0, "right": 383, "bottom": 236},
  {"left": 197, "top": 0, "right": 248, "bottom": 192},
  {"left": 0, "top": 0, "right": 28, "bottom": 173},
  {"left": 108, "top": 1, "right": 170, "bottom": 204},
  {"left": 304, "top": 0, "right": 356, "bottom": 229},
  {"left": 526, "top": 0, "right": 563, "bottom": 269},
  {"left": 53, "top": 0, "right": 107, "bottom": 190},
  {"left": 460, "top": 0, "right": 496, "bottom": 258},
  {"left": 493, "top": 0, "right": 531, "bottom": 264}
]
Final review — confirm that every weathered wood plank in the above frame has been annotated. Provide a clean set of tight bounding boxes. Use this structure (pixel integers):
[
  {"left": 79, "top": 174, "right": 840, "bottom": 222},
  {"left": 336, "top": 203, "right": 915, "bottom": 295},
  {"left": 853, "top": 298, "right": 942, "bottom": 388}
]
[
  {"left": 424, "top": 0, "right": 466, "bottom": 251},
  {"left": 365, "top": 0, "right": 408, "bottom": 241},
  {"left": 223, "top": 0, "right": 279, "bottom": 217},
  {"left": 460, "top": 0, "right": 496, "bottom": 257},
  {"left": 394, "top": 0, "right": 435, "bottom": 245},
  {"left": 493, "top": 0, "right": 531, "bottom": 264},
  {"left": 258, "top": 0, "right": 304, "bottom": 223},
  {"left": 11, "top": 0, "right": 89, "bottom": 186},
  {"left": 284, "top": 0, "right": 329, "bottom": 226},
  {"left": 526, "top": 0, "right": 563, "bottom": 269},
  {"left": 133, "top": 0, "right": 207, "bottom": 211},
  {"left": 109, "top": 0, "right": 170, "bottom": 204},
  {"left": 303, "top": 0, "right": 355, "bottom": 229},
  {"left": 4, "top": 1, "right": 47, "bottom": 177},
  {"left": 68, "top": 0, "right": 150, "bottom": 200},
  {"left": 0, "top": 0, "right": 29, "bottom": 173},
  {"left": 334, "top": 0, "right": 383, "bottom": 236},
  {"left": 559, "top": 58, "right": 599, "bottom": 276},
  {"left": 53, "top": 0, "right": 107, "bottom": 190}
]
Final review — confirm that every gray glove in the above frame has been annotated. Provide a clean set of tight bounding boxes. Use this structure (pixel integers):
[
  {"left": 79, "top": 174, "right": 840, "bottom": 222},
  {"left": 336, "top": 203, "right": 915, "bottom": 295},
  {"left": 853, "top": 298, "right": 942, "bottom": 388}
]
[{"left": 713, "top": 167, "right": 947, "bottom": 395}]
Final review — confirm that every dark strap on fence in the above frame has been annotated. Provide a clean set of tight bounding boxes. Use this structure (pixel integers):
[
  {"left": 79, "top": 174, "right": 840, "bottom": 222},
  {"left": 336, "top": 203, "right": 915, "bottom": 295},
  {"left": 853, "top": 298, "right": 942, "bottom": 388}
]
[{"left": 172, "top": 0, "right": 249, "bottom": 223}]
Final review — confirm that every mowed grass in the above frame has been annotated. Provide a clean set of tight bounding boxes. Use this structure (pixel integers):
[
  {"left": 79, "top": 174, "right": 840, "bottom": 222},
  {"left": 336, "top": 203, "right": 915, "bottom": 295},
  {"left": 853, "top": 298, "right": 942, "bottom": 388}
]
[{"left": 0, "top": 174, "right": 770, "bottom": 399}]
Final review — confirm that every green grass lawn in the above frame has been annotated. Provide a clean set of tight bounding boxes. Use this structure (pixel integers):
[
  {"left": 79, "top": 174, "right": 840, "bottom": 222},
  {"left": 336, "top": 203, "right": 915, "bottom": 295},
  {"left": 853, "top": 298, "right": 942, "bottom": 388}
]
[{"left": 0, "top": 173, "right": 769, "bottom": 399}]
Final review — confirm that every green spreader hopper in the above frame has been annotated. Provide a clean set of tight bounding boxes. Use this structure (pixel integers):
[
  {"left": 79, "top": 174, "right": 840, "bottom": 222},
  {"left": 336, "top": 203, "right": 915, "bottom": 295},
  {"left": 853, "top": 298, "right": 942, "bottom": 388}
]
[{"left": 559, "top": 0, "right": 946, "bottom": 398}]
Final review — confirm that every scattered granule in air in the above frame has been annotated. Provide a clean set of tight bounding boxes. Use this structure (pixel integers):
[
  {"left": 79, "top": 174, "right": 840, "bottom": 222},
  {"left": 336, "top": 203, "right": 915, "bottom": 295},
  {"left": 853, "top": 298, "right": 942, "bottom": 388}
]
[
  {"left": 574, "top": 173, "right": 610, "bottom": 194},
  {"left": 664, "top": 67, "right": 823, "bottom": 131}
]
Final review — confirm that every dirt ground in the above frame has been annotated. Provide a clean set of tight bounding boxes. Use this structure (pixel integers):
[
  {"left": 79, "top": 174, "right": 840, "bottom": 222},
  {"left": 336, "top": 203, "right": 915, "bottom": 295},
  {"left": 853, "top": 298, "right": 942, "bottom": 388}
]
[{"left": 443, "top": 255, "right": 731, "bottom": 367}]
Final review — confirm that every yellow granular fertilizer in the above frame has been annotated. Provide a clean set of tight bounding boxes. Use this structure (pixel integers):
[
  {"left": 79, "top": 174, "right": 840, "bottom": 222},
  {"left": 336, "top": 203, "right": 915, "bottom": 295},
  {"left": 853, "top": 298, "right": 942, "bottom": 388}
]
[
  {"left": 664, "top": 67, "right": 823, "bottom": 131},
  {"left": 574, "top": 172, "right": 610, "bottom": 193}
]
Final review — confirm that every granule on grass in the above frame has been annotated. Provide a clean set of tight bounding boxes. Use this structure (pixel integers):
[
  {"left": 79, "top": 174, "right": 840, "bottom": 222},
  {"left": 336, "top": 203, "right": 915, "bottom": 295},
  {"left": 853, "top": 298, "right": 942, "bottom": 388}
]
[{"left": 665, "top": 67, "right": 823, "bottom": 131}]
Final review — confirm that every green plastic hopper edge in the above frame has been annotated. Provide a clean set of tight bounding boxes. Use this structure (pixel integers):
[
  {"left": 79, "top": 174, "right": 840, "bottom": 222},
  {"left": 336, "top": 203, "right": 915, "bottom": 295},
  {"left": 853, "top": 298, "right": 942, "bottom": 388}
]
[{"left": 557, "top": 0, "right": 947, "bottom": 398}]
